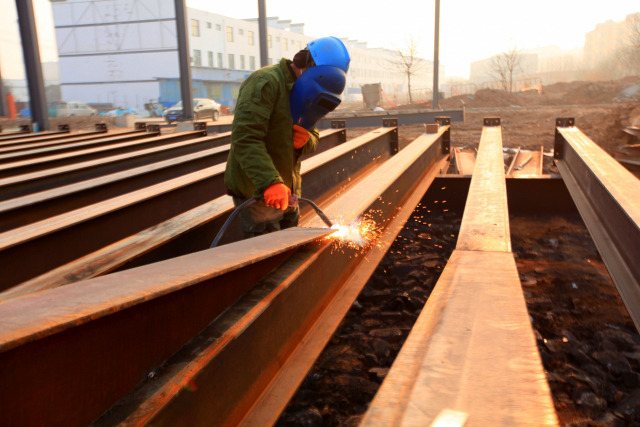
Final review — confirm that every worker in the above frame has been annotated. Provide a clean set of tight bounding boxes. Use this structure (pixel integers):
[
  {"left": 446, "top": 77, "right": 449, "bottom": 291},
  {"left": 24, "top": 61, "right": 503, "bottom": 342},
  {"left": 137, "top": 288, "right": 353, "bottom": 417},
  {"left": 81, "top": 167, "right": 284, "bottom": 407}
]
[{"left": 224, "top": 36, "right": 350, "bottom": 238}]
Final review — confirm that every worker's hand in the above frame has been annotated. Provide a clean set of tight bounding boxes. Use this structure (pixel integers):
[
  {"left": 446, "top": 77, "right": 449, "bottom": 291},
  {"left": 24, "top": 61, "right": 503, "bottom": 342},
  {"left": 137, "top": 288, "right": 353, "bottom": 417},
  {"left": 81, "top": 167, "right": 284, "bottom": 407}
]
[
  {"left": 263, "top": 183, "right": 291, "bottom": 210},
  {"left": 292, "top": 124, "right": 310, "bottom": 149}
]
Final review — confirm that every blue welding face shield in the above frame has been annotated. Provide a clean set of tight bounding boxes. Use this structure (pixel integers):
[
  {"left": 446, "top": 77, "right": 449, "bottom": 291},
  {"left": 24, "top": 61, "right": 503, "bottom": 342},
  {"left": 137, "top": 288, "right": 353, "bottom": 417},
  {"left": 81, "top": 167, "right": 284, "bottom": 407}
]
[
  {"left": 290, "top": 65, "right": 347, "bottom": 130},
  {"left": 290, "top": 36, "right": 350, "bottom": 130}
]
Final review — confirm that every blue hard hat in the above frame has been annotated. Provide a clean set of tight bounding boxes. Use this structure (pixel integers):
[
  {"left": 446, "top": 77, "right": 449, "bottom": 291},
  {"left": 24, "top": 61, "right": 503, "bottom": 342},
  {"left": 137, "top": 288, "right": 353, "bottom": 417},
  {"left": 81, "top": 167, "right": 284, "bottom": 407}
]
[
  {"left": 290, "top": 65, "right": 346, "bottom": 130},
  {"left": 308, "top": 37, "right": 350, "bottom": 73}
]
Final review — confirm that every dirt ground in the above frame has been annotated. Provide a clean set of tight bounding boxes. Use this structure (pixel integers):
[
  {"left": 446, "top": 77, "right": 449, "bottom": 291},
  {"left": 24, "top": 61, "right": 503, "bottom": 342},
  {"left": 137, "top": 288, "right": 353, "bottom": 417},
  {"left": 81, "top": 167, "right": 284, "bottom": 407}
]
[{"left": 342, "top": 77, "right": 640, "bottom": 159}]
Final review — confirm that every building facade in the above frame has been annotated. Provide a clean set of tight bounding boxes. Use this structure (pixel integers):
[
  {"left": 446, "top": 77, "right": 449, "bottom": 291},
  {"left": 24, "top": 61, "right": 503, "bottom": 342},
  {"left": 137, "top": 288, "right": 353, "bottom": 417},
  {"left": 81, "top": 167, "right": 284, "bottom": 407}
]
[{"left": 51, "top": 0, "right": 434, "bottom": 110}]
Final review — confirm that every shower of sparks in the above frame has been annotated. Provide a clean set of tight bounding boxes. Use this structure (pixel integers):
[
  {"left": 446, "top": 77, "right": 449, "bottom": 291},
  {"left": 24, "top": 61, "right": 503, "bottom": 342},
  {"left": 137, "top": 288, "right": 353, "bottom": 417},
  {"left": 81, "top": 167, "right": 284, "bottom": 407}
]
[{"left": 326, "top": 215, "right": 380, "bottom": 249}]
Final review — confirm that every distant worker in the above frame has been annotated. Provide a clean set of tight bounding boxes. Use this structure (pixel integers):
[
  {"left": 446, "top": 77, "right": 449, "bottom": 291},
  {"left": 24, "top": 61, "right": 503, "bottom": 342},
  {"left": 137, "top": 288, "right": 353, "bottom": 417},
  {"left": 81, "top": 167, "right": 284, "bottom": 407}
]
[{"left": 224, "top": 36, "right": 350, "bottom": 237}]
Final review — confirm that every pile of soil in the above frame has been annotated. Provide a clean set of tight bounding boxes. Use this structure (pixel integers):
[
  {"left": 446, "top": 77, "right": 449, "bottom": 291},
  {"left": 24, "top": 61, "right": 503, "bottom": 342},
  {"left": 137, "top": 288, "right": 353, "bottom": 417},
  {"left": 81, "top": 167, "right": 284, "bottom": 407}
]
[{"left": 438, "top": 77, "right": 640, "bottom": 109}]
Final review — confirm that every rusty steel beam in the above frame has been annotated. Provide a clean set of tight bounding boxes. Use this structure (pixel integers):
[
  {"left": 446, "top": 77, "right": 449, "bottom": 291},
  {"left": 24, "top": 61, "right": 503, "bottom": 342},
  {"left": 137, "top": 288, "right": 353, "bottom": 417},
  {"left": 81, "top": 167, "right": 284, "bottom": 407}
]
[
  {"left": 0, "top": 127, "right": 141, "bottom": 155},
  {"left": 0, "top": 122, "right": 449, "bottom": 427},
  {"left": 554, "top": 118, "right": 640, "bottom": 331},
  {"left": 0, "top": 145, "right": 231, "bottom": 231},
  {"left": 363, "top": 118, "right": 558, "bottom": 426},
  {"left": 317, "top": 109, "right": 464, "bottom": 129},
  {"left": 0, "top": 128, "right": 31, "bottom": 140},
  {"left": 0, "top": 132, "right": 230, "bottom": 201},
  {"left": 0, "top": 228, "right": 331, "bottom": 427},
  {"left": 0, "top": 129, "right": 347, "bottom": 232},
  {"left": 0, "top": 125, "right": 397, "bottom": 298},
  {"left": 94, "top": 128, "right": 450, "bottom": 426},
  {"left": 0, "top": 124, "right": 72, "bottom": 146},
  {"left": 0, "top": 129, "right": 209, "bottom": 179},
  {"left": 0, "top": 165, "right": 226, "bottom": 290},
  {"left": 0, "top": 129, "right": 154, "bottom": 164}
]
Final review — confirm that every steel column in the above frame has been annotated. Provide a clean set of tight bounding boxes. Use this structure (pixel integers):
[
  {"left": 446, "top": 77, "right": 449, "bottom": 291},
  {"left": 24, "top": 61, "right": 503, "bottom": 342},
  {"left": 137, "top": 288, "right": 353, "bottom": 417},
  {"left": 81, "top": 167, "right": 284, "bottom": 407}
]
[
  {"left": 258, "top": 0, "right": 268, "bottom": 67},
  {"left": 174, "top": 0, "right": 193, "bottom": 120},
  {"left": 432, "top": 0, "right": 440, "bottom": 109},
  {"left": 15, "top": 0, "right": 49, "bottom": 131}
]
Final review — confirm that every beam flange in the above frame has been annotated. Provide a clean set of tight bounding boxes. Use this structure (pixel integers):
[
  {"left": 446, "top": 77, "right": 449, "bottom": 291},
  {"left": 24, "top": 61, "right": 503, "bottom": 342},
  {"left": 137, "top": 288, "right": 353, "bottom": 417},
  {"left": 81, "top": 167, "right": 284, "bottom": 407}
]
[{"left": 555, "top": 123, "right": 640, "bottom": 331}]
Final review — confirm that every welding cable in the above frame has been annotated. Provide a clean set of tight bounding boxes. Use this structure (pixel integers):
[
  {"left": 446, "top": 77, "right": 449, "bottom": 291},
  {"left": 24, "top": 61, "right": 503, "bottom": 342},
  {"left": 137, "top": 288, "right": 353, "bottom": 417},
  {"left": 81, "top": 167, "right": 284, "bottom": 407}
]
[
  {"left": 210, "top": 196, "right": 333, "bottom": 248},
  {"left": 209, "top": 198, "right": 257, "bottom": 248}
]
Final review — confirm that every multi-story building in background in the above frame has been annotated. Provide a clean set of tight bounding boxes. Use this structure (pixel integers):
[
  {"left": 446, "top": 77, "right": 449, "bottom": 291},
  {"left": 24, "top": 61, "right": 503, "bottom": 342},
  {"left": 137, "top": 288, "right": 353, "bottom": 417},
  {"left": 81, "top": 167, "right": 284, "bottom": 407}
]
[{"left": 51, "top": 0, "right": 433, "bottom": 111}]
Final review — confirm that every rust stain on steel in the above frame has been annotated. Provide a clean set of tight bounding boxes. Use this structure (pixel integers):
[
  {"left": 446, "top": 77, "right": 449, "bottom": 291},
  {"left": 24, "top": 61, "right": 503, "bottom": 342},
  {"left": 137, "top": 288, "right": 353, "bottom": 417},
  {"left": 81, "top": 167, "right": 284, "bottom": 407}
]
[
  {"left": 456, "top": 125, "right": 511, "bottom": 252},
  {"left": 363, "top": 251, "right": 558, "bottom": 427}
]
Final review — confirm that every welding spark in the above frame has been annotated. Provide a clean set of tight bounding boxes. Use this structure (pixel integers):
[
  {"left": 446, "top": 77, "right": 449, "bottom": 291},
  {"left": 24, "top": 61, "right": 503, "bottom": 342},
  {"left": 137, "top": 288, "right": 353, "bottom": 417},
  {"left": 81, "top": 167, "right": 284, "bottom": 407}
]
[{"left": 326, "top": 216, "right": 380, "bottom": 249}]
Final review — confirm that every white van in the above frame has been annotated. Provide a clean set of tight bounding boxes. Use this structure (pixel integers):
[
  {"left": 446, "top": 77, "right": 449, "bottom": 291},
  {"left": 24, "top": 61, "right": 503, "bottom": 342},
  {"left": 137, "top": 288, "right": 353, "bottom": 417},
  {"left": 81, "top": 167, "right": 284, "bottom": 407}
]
[{"left": 56, "top": 101, "right": 97, "bottom": 118}]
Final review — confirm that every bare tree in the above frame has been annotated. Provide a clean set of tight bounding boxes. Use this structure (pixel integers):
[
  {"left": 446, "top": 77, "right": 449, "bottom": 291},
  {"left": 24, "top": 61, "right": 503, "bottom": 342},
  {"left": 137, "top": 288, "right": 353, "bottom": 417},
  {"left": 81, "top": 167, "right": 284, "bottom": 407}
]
[
  {"left": 613, "top": 14, "right": 640, "bottom": 77},
  {"left": 387, "top": 36, "right": 425, "bottom": 104},
  {"left": 490, "top": 47, "right": 523, "bottom": 93}
]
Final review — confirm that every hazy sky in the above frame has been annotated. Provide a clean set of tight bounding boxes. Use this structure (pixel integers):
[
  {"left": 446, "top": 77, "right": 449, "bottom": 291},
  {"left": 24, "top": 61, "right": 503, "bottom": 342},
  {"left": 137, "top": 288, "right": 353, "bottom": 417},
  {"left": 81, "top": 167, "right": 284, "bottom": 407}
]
[
  {"left": 187, "top": 0, "right": 639, "bottom": 77},
  {"left": 1, "top": 0, "right": 639, "bottom": 80}
]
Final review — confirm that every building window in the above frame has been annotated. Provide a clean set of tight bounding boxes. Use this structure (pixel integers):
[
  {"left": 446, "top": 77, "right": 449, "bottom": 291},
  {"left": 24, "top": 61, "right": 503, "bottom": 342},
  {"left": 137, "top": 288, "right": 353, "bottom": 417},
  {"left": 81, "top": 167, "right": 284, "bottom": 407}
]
[
  {"left": 248, "top": 31, "right": 254, "bottom": 46},
  {"left": 250, "top": 56, "right": 256, "bottom": 70},
  {"left": 208, "top": 51, "right": 213, "bottom": 67},
  {"left": 206, "top": 22, "right": 212, "bottom": 29},
  {"left": 297, "top": 41, "right": 302, "bottom": 51},
  {"left": 282, "top": 38, "right": 287, "bottom": 51},
  {"left": 216, "top": 24, "right": 221, "bottom": 31},
  {"left": 228, "top": 53, "right": 235, "bottom": 69},
  {"left": 240, "top": 55, "right": 245, "bottom": 69},
  {"left": 239, "top": 29, "right": 244, "bottom": 35},
  {"left": 226, "top": 27, "right": 233, "bottom": 42},
  {"left": 191, "top": 19, "right": 200, "bottom": 37},
  {"left": 267, "top": 35, "right": 272, "bottom": 48},
  {"left": 192, "top": 49, "right": 201, "bottom": 66},
  {"left": 217, "top": 52, "right": 223, "bottom": 67}
]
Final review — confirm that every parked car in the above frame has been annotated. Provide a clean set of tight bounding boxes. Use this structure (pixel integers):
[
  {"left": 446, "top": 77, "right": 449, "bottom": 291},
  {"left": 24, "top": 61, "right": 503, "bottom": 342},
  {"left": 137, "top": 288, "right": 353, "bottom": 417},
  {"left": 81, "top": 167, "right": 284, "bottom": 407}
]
[
  {"left": 164, "top": 98, "right": 220, "bottom": 124},
  {"left": 56, "top": 101, "right": 97, "bottom": 118}
]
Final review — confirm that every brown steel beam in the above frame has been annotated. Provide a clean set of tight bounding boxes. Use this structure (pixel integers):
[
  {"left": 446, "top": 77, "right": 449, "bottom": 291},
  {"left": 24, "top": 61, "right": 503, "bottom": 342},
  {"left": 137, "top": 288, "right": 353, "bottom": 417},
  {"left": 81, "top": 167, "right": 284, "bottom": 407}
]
[
  {"left": 0, "top": 129, "right": 154, "bottom": 164},
  {"left": 97, "top": 128, "right": 450, "bottom": 426},
  {"left": 0, "top": 132, "right": 230, "bottom": 201},
  {"left": 363, "top": 118, "right": 558, "bottom": 426},
  {"left": 0, "top": 228, "right": 331, "bottom": 427},
  {"left": 0, "top": 125, "right": 397, "bottom": 298},
  {"left": 554, "top": 118, "right": 640, "bottom": 331},
  {"left": 0, "top": 129, "right": 207, "bottom": 179},
  {"left": 0, "top": 129, "right": 347, "bottom": 231},
  {"left": 0, "top": 127, "right": 62, "bottom": 142},
  {"left": 0, "top": 127, "right": 141, "bottom": 155}
]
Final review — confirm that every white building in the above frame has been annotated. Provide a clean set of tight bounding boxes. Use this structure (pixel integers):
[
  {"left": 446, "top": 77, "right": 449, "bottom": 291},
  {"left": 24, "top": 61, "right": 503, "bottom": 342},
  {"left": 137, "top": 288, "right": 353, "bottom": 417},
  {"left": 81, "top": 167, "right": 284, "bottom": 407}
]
[{"left": 52, "top": 0, "right": 434, "bottom": 110}]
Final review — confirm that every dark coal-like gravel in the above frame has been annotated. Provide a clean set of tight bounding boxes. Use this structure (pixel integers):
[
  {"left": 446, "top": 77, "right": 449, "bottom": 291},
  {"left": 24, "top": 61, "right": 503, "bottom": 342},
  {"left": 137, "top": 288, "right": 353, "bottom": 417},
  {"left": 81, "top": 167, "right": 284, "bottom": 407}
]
[
  {"left": 277, "top": 189, "right": 462, "bottom": 426},
  {"left": 277, "top": 199, "right": 640, "bottom": 426}
]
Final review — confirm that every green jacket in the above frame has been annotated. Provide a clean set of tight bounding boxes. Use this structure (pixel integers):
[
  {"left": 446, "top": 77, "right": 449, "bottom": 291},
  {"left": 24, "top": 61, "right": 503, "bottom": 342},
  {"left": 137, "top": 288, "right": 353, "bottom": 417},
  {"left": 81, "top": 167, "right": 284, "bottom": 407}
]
[{"left": 224, "top": 58, "right": 319, "bottom": 199}]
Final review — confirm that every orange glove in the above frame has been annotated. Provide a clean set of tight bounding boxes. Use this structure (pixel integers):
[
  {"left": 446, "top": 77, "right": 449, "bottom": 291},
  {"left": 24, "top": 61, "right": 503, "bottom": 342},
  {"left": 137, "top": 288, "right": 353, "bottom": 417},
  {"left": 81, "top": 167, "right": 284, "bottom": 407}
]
[
  {"left": 263, "top": 183, "right": 291, "bottom": 210},
  {"left": 292, "top": 124, "right": 310, "bottom": 149}
]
